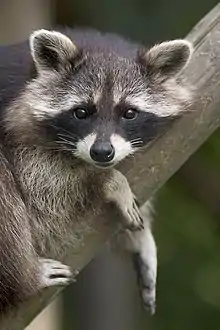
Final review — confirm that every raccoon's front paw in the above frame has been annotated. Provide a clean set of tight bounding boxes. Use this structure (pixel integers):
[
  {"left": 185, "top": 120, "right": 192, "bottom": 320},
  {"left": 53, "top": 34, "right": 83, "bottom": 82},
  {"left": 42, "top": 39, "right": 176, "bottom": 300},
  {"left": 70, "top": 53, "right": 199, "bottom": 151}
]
[
  {"left": 39, "top": 258, "right": 74, "bottom": 288},
  {"left": 121, "top": 196, "right": 144, "bottom": 231},
  {"left": 133, "top": 253, "right": 156, "bottom": 315}
]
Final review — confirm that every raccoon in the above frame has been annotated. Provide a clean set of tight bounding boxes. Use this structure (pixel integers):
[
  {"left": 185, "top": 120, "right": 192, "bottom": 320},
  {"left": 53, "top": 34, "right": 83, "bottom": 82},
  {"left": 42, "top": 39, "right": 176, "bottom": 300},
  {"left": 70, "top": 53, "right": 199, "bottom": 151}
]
[{"left": 0, "top": 28, "right": 193, "bottom": 316}]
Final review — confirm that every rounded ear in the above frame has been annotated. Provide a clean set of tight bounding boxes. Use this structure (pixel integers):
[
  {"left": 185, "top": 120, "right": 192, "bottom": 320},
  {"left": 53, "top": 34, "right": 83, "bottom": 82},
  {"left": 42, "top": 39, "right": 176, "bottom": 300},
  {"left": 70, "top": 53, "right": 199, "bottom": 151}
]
[
  {"left": 138, "top": 40, "right": 193, "bottom": 82},
  {"left": 30, "top": 29, "right": 78, "bottom": 73}
]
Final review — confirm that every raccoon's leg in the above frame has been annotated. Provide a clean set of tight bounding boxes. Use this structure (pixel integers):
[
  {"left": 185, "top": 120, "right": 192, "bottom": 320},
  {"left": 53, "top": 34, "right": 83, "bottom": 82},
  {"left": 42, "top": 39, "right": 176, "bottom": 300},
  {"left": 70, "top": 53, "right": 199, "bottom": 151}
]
[
  {"left": 123, "top": 201, "right": 157, "bottom": 314},
  {"left": 103, "top": 169, "right": 144, "bottom": 230},
  {"left": 0, "top": 148, "right": 72, "bottom": 314}
]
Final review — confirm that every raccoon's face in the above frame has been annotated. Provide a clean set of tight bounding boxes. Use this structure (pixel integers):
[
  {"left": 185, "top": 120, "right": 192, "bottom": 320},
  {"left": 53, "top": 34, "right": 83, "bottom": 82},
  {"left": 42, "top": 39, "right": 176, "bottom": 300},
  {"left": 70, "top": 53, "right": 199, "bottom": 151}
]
[{"left": 20, "top": 30, "right": 193, "bottom": 168}]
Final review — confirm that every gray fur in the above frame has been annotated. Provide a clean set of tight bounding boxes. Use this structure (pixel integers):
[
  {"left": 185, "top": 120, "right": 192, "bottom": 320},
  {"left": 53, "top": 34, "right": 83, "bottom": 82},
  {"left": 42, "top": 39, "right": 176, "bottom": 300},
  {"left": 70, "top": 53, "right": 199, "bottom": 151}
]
[{"left": 0, "top": 28, "right": 193, "bottom": 315}]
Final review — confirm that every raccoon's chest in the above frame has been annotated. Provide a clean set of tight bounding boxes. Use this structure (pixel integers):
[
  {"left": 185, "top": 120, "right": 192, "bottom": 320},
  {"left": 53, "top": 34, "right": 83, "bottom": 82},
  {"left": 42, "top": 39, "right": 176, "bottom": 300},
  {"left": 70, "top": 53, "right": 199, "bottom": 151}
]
[
  {"left": 29, "top": 176, "right": 100, "bottom": 257},
  {"left": 13, "top": 147, "right": 104, "bottom": 255},
  {"left": 21, "top": 161, "right": 100, "bottom": 222}
]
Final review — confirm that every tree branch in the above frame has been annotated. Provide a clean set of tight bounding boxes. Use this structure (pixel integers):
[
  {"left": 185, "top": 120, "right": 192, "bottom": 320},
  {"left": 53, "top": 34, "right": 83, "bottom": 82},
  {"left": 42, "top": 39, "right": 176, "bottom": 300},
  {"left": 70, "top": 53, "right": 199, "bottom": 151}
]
[{"left": 2, "top": 3, "right": 220, "bottom": 329}]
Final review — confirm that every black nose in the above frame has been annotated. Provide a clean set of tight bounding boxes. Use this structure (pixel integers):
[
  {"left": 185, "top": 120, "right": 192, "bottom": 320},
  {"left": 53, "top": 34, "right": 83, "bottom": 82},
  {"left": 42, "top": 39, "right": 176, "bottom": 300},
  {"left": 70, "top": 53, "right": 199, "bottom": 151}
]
[{"left": 90, "top": 142, "right": 115, "bottom": 163}]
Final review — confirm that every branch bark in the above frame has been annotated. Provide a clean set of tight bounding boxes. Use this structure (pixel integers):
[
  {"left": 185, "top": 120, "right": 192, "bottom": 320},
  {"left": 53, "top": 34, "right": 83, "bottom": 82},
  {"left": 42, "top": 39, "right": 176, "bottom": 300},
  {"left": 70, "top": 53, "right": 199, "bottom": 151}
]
[{"left": 2, "top": 3, "right": 220, "bottom": 329}]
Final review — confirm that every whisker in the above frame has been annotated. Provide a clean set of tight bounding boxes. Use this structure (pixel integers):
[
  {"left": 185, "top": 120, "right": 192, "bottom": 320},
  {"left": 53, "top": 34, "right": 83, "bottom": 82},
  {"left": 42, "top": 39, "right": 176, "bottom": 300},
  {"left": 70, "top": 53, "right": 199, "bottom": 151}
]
[
  {"left": 57, "top": 133, "right": 77, "bottom": 141},
  {"left": 50, "top": 124, "right": 78, "bottom": 139},
  {"left": 54, "top": 143, "right": 75, "bottom": 153},
  {"left": 37, "top": 145, "right": 70, "bottom": 154},
  {"left": 56, "top": 136, "right": 76, "bottom": 146},
  {"left": 57, "top": 131, "right": 77, "bottom": 138},
  {"left": 61, "top": 147, "right": 75, "bottom": 153}
]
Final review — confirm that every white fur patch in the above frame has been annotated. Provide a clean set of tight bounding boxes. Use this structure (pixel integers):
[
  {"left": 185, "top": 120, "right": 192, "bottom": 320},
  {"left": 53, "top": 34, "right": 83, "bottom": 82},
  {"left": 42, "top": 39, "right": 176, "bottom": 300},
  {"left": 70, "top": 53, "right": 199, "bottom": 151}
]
[
  {"left": 26, "top": 92, "right": 88, "bottom": 119},
  {"left": 113, "top": 92, "right": 123, "bottom": 104},
  {"left": 110, "top": 134, "right": 133, "bottom": 163},
  {"left": 75, "top": 133, "right": 97, "bottom": 163},
  {"left": 125, "top": 94, "right": 180, "bottom": 117},
  {"left": 93, "top": 91, "right": 102, "bottom": 104}
]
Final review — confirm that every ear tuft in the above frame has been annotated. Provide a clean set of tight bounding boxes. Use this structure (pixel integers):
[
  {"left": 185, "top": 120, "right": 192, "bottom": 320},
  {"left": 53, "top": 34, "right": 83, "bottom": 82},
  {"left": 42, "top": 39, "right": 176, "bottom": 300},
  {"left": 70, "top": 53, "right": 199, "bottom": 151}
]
[
  {"left": 30, "top": 29, "right": 78, "bottom": 72},
  {"left": 139, "top": 39, "right": 193, "bottom": 82}
]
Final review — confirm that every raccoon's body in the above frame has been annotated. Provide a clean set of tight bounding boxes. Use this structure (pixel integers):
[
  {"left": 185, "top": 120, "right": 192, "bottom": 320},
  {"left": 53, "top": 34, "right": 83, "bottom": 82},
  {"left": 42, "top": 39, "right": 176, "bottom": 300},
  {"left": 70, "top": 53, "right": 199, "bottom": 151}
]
[{"left": 0, "top": 28, "right": 193, "bottom": 316}]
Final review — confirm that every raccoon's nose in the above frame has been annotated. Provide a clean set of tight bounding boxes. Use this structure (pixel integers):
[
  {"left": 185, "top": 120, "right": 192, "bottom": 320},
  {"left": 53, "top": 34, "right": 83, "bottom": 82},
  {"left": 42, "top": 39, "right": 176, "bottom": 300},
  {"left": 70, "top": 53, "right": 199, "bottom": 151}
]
[{"left": 90, "top": 142, "right": 115, "bottom": 163}]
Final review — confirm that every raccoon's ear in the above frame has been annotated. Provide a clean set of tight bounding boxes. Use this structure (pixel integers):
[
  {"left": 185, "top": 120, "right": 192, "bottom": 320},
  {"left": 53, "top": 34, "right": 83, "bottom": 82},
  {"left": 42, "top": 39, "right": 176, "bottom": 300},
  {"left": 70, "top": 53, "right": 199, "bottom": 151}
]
[
  {"left": 139, "top": 40, "right": 193, "bottom": 82},
  {"left": 30, "top": 29, "right": 78, "bottom": 73}
]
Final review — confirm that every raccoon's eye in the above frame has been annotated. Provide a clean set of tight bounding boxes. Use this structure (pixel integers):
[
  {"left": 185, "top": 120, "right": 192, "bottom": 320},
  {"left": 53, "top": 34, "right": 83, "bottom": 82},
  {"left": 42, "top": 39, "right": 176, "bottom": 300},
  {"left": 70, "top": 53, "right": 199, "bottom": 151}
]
[
  {"left": 73, "top": 108, "right": 88, "bottom": 119},
  {"left": 123, "top": 109, "right": 138, "bottom": 120}
]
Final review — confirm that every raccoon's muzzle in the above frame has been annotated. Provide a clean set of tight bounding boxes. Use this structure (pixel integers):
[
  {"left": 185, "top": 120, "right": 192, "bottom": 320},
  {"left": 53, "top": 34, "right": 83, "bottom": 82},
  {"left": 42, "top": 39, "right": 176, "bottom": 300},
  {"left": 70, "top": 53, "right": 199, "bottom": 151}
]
[{"left": 90, "top": 141, "right": 115, "bottom": 163}]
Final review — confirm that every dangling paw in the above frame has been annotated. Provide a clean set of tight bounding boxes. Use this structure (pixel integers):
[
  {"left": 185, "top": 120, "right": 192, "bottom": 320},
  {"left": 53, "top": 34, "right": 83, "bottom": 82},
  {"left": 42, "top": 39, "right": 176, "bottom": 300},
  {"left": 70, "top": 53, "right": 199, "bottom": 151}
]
[{"left": 133, "top": 253, "right": 156, "bottom": 315}]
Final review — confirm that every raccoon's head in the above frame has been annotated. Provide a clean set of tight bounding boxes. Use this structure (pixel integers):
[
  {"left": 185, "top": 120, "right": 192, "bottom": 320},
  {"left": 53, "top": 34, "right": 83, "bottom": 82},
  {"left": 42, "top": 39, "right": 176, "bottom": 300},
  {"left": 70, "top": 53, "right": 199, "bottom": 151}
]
[{"left": 9, "top": 29, "right": 193, "bottom": 168}]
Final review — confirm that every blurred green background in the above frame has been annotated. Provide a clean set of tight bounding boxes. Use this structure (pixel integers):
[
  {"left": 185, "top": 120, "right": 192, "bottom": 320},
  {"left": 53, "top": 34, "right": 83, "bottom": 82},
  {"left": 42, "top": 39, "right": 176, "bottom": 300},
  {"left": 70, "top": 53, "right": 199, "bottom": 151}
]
[{"left": 2, "top": 0, "right": 220, "bottom": 329}]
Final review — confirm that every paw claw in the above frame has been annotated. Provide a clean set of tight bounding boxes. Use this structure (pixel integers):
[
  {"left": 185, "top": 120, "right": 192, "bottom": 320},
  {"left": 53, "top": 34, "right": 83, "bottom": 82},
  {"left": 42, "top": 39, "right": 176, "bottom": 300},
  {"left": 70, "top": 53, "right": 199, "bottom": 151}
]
[
  {"left": 139, "top": 222, "right": 145, "bottom": 230},
  {"left": 39, "top": 258, "right": 74, "bottom": 288},
  {"left": 133, "top": 196, "right": 140, "bottom": 208},
  {"left": 122, "top": 196, "right": 144, "bottom": 231}
]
